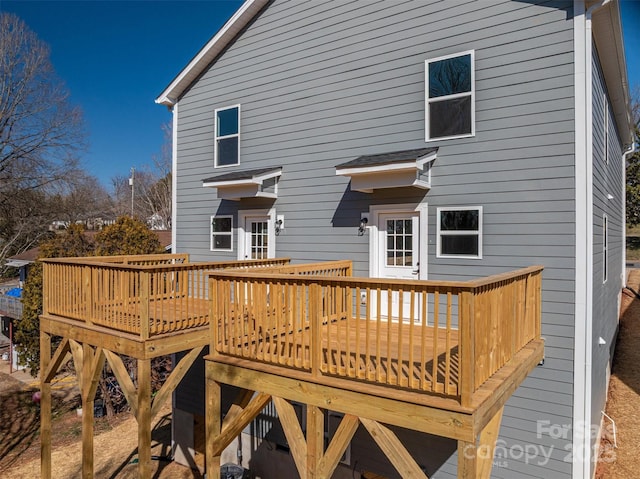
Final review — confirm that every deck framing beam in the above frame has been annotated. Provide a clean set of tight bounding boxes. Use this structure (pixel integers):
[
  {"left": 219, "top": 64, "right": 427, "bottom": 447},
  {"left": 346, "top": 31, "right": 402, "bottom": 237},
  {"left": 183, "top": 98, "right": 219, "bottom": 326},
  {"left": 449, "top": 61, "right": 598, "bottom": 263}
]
[
  {"left": 40, "top": 314, "right": 208, "bottom": 359},
  {"left": 206, "top": 361, "right": 475, "bottom": 441},
  {"left": 205, "top": 356, "right": 537, "bottom": 479},
  {"left": 39, "top": 317, "right": 208, "bottom": 479}
]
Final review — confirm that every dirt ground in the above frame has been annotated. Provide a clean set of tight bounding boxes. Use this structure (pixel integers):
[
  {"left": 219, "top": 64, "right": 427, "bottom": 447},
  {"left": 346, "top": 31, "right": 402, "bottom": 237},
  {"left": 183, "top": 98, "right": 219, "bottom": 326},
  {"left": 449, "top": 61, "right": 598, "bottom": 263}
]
[
  {"left": 595, "top": 269, "right": 640, "bottom": 478},
  {"left": 0, "top": 369, "right": 202, "bottom": 478}
]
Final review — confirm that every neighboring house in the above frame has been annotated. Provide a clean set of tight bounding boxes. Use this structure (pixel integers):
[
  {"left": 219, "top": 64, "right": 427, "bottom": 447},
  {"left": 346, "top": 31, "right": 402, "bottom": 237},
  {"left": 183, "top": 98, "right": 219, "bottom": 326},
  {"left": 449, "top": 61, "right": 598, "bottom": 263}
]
[
  {"left": 147, "top": 212, "right": 170, "bottom": 231},
  {"left": 48, "top": 217, "right": 117, "bottom": 231},
  {"left": 156, "top": 1, "right": 634, "bottom": 478}
]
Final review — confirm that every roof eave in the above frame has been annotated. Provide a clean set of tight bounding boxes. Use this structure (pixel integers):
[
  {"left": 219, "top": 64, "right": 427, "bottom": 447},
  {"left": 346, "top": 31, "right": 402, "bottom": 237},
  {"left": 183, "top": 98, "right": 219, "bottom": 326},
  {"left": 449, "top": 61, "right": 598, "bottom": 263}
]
[
  {"left": 202, "top": 167, "right": 282, "bottom": 187},
  {"left": 155, "top": 0, "right": 270, "bottom": 107},
  {"left": 593, "top": 0, "right": 634, "bottom": 145}
]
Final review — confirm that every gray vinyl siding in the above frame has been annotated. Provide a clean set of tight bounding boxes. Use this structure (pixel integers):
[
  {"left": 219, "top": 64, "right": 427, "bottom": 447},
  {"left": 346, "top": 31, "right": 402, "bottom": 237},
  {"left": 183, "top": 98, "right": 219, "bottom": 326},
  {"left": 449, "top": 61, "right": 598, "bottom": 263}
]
[
  {"left": 173, "top": 1, "right": 577, "bottom": 477},
  {"left": 590, "top": 42, "right": 624, "bottom": 479}
]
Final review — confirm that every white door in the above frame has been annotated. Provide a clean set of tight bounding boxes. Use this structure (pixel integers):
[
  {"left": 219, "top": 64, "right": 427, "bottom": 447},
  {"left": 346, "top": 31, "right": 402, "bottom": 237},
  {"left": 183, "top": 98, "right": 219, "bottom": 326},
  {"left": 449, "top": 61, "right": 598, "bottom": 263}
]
[
  {"left": 379, "top": 213, "right": 420, "bottom": 280},
  {"left": 244, "top": 216, "right": 271, "bottom": 259},
  {"left": 375, "top": 212, "right": 421, "bottom": 321}
]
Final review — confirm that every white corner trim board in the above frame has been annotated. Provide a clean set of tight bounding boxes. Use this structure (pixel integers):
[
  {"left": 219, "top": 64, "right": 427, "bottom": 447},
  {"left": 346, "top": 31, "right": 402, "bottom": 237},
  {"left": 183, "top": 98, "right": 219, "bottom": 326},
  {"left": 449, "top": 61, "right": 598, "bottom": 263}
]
[{"left": 573, "top": 2, "right": 615, "bottom": 478}]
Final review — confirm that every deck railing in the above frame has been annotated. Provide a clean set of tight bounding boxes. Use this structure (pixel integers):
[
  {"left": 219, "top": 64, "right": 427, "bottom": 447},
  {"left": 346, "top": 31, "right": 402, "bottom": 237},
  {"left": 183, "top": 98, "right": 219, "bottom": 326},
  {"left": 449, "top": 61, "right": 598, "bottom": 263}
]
[
  {"left": 209, "top": 264, "right": 542, "bottom": 404},
  {"left": 258, "top": 259, "right": 353, "bottom": 277},
  {"left": 77, "top": 253, "right": 191, "bottom": 265},
  {"left": 41, "top": 256, "right": 290, "bottom": 338}
]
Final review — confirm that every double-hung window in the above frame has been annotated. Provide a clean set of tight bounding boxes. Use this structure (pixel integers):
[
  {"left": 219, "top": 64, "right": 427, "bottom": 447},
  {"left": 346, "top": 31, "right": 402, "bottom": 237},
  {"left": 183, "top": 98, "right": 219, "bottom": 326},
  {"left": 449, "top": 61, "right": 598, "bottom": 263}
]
[
  {"left": 426, "top": 51, "right": 475, "bottom": 141},
  {"left": 603, "top": 214, "right": 608, "bottom": 283},
  {"left": 211, "top": 216, "right": 233, "bottom": 251},
  {"left": 437, "top": 207, "right": 482, "bottom": 259},
  {"left": 215, "top": 105, "right": 240, "bottom": 167},
  {"left": 603, "top": 94, "right": 609, "bottom": 165}
]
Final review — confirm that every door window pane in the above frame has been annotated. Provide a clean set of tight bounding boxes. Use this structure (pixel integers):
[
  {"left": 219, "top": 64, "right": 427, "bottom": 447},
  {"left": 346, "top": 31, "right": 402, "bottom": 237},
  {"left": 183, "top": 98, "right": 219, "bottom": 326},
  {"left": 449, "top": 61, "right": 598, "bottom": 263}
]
[
  {"left": 386, "top": 218, "right": 413, "bottom": 267},
  {"left": 250, "top": 220, "right": 269, "bottom": 259}
]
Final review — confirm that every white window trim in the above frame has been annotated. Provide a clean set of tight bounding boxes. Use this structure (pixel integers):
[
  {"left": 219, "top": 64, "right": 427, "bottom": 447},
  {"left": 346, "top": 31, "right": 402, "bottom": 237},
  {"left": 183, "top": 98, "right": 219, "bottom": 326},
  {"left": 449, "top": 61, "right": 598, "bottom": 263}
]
[
  {"left": 210, "top": 215, "right": 233, "bottom": 252},
  {"left": 214, "top": 104, "right": 240, "bottom": 168},
  {"left": 425, "top": 50, "right": 475, "bottom": 142},
  {"left": 603, "top": 213, "right": 608, "bottom": 284},
  {"left": 436, "top": 206, "right": 483, "bottom": 259},
  {"left": 368, "top": 203, "right": 428, "bottom": 281},
  {"left": 237, "top": 208, "right": 276, "bottom": 260}
]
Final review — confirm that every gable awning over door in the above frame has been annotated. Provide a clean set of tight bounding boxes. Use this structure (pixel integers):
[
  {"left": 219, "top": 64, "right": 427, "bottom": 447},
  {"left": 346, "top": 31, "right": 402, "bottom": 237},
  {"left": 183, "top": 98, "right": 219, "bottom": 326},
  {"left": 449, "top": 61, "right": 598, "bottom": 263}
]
[
  {"left": 335, "top": 147, "right": 437, "bottom": 193},
  {"left": 202, "top": 167, "right": 282, "bottom": 201}
]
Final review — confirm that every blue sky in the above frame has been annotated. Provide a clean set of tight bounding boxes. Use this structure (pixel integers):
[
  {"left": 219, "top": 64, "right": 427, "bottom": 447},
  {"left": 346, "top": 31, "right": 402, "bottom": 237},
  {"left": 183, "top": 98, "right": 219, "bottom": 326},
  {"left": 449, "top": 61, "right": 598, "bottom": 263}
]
[
  {"left": 2, "top": 0, "right": 243, "bottom": 190},
  {"left": 1, "top": 0, "right": 639, "bottom": 190},
  {"left": 621, "top": 0, "right": 640, "bottom": 94}
]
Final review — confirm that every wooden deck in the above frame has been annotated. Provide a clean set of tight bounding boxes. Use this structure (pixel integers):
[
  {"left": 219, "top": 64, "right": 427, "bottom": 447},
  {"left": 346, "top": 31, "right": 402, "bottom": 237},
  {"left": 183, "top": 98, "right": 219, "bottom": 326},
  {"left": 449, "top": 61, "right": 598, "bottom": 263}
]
[
  {"left": 209, "top": 264, "right": 542, "bottom": 407},
  {"left": 204, "top": 263, "right": 544, "bottom": 479},
  {"left": 38, "top": 254, "right": 293, "bottom": 479},
  {"left": 38, "top": 255, "right": 544, "bottom": 479}
]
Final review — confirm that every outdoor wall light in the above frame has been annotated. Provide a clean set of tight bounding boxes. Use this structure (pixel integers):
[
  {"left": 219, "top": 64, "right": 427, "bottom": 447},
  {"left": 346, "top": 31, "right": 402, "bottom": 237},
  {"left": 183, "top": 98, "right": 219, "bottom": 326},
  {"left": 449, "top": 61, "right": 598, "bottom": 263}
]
[
  {"left": 275, "top": 218, "right": 283, "bottom": 236},
  {"left": 358, "top": 217, "right": 368, "bottom": 236}
]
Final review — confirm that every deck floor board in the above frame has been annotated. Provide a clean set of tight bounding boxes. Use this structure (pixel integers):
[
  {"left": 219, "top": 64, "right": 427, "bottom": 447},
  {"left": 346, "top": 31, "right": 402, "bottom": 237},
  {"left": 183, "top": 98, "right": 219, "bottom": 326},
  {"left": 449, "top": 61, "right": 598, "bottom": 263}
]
[{"left": 216, "top": 317, "right": 460, "bottom": 396}]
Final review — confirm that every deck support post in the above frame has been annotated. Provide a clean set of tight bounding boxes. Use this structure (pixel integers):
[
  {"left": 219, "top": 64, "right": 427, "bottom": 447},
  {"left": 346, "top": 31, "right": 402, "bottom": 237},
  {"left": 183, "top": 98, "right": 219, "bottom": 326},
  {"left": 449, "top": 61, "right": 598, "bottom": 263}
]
[
  {"left": 41, "top": 337, "right": 73, "bottom": 479},
  {"left": 206, "top": 378, "right": 222, "bottom": 479},
  {"left": 137, "top": 358, "right": 152, "bottom": 478},
  {"left": 306, "top": 405, "right": 325, "bottom": 478},
  {"left": 457, "top": 406, "right": 504, "bottom": 479},
  {"left": 81, "top": 343, "right": 94, "bottom": 479},
  {"left": 40, "top": 331, "right": 52, "bottom": 479}
]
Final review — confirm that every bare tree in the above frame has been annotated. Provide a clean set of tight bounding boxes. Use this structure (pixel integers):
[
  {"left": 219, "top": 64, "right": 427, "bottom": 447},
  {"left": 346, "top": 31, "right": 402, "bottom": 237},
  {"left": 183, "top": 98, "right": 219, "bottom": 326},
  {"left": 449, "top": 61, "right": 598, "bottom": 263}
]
[
  {"left": 0, "top": 13, "right": 86, "bottom": 265},
  {"left": 147, "top": 122, "right": 172, "bottom": 229},
  {"left": 0, "top": 188, "right": 56, "bottom": 264},
  {"left": 53, "top": 171, "right": 113, "bottom": 228},
  {"left": 110, "top": 123, "right": 172, "bottom": 229},
  {"left": 110, "top": 174, "right": 132, "bottom": 219}
]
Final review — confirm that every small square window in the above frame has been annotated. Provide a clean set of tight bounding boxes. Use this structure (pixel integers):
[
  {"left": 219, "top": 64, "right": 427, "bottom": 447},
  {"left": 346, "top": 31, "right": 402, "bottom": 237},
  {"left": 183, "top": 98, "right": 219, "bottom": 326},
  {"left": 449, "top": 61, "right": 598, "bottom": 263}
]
[
  {"left": 426, "top": 51, "right": 475, "bottom": 141},
  {"left": 211, "top": 216, "right": 233, "bottom": 251},
  {"left": 215, "top": 105, "right": 240, "bottom": 167},
  {"left": 437, "top": 207, "right": 482, "bottom": 259}
]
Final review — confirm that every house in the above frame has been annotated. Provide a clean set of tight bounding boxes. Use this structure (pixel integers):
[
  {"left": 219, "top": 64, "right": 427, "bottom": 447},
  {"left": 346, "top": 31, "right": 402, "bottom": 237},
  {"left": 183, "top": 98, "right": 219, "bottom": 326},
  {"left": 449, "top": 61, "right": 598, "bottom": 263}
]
[
  {"left": 153, "top": 0, "right": 634, "bottom": 478},
  {"left": 156, "top": 0, "right": 634, "bottom": 478}
]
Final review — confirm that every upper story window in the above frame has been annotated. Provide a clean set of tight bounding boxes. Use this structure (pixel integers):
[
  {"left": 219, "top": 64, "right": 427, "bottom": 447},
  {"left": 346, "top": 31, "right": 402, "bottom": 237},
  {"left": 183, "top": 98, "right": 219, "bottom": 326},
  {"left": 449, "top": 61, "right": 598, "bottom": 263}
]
[
  {"left": 215, "top": 105, "right": 240, "bottom": 167},
  {"left": 425, "top": 51, "right": 475, "bottom": 141},
  {"left": 436, "top": 206, "right": 482, "bottom": 259},
  {"left": 603, "top": 94, "right": 609, "bottom": 165}
]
